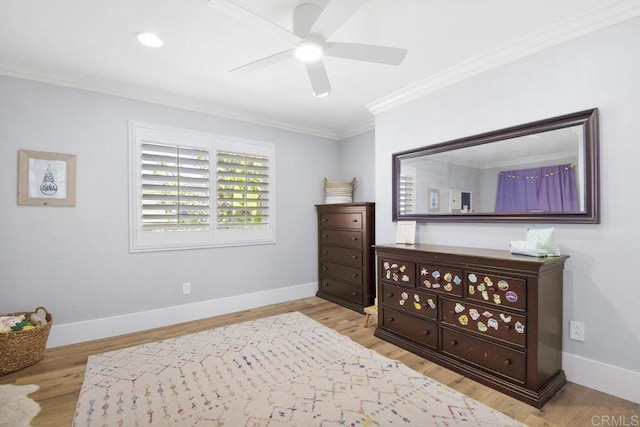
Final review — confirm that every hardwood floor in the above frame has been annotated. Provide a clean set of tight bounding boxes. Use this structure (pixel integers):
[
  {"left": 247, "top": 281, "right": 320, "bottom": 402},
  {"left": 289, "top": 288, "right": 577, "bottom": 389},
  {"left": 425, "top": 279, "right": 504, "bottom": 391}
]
[{"left": 1, "top": 297, "right": 637, "bottom": 426}]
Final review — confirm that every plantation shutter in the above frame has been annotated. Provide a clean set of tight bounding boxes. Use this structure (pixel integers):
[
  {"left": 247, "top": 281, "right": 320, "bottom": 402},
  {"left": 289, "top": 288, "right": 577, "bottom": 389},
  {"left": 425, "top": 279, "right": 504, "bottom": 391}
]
[
  {"left": 216, "top": 150, "right": 270, "bottom": 230},
  {"left": 399, "top": 175, "right": 414, "bottom": 214},
  {"left": 141, "top": 142, "right": 210, "bottom": 232}
]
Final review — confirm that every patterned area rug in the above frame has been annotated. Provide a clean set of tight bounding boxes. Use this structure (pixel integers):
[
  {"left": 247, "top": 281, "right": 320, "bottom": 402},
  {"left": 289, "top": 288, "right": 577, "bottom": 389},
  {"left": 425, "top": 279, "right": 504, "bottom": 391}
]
[{"left": 73, "top": 312, "right": 523, "bottom": 426}]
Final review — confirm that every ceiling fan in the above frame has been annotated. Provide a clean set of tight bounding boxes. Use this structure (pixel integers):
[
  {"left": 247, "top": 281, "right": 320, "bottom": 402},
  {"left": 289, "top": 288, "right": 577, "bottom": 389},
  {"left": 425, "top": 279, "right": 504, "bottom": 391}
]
[{"left": 206, "top": 0, "right": 407, "bottom": 97}]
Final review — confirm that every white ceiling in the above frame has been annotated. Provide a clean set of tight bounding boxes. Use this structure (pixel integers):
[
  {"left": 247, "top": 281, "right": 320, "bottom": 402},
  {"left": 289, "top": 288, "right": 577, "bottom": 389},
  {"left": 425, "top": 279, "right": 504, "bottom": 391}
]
[{"left": 1, "top": 0, "right": 638, "bottom": 140}]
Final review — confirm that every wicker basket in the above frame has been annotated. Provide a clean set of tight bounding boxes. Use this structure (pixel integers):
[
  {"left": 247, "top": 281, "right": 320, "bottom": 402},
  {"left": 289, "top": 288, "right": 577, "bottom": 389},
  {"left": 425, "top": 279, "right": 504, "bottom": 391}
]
[
  {"left": 324, "top": 177, "right": 357, "bottom": 204},
  {"left": 0, "top": 307, "right": 52, "bottom": 376}
]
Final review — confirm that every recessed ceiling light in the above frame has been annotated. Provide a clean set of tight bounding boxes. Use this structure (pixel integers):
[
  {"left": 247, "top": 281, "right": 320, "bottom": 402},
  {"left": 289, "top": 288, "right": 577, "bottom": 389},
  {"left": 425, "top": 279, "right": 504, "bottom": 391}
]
[
  {"left": 136, "top": 32, "right": 164, "bottom": 48},
  {"left": 295, "top": 42, "right": 323, "bottom": 62}
]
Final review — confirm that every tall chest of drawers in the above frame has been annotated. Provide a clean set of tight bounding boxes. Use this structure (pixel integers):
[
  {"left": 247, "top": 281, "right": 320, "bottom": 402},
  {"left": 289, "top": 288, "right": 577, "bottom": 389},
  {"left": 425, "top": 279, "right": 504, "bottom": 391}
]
[
  {"left": 316, "top": 203, "right": 375, "bottom": 313},
  {"left": 374, "top": 243, "right": 569, "bottom": 408}
]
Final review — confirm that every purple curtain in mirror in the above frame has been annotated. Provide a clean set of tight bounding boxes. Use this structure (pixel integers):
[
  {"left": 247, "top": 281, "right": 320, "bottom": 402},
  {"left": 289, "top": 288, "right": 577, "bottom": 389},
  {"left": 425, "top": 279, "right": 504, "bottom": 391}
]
[{"left": 495, "top": 164, "right": 579, "bottom": 213}]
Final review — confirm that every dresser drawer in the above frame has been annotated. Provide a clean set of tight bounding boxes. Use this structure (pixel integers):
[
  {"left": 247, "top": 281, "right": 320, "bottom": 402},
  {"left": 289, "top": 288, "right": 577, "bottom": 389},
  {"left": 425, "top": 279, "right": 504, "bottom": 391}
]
[
  {"left": 380, "top": 307, "right": 438, "bottom": 349},
  {"left": 321, "top": 261, "right": 362, "bottom": 285},
  {"left": 381, "top": 284, "right": 437, "bottom": 320},
  {"left": 319, "top": 212, "right": 363, "bottom": 229},
  {"left": 418, "top": 264, "right": 463, "bottom": 297},
  {"left": 319, "top": 278, "right": 362, "bottom": 305},
  {"left": 440, "top": 298, "right": 526, "bottom": 347},
  {"left": 465, "top": 272, "right": 526, "bottom": 311},
  {"left": 442, "top": 328, "right": 526, "bottom": 383},
  {"left": 320, "top": 229, "right": 363, "bottom": 249},
  {"left": 379, "top": 258, "right": 416, "bottom": 287},
  {"left": 321, "top": 246, "right": 362, "bottom": 267}
]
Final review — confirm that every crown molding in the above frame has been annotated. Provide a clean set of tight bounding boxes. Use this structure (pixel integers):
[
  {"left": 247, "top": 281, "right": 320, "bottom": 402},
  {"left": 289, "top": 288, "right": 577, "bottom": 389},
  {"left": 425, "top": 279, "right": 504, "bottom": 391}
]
[
  {"left": 367, "top": 0, "right": 640, "bottom": 116},
  {"left": 0, "top": 65, "right": 347, "bottom": 140},
  {"left": 337, "top": 118, "right": 375, "bottom": 140}
]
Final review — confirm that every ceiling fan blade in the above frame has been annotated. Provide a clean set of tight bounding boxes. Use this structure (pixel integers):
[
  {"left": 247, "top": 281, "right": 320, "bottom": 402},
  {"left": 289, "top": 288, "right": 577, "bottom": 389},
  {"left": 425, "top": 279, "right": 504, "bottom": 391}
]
[
  {"left": 305, "top": 60, "right": 331, "bottom": 97},
  {"left": 309, "top": 0, "right": 371, "bottom": 40},
  {"left": 229, "top": 48, "right": 296, "bottom": 73},
  {"left": 292, "top": 3, "right": 323, "bottom": 37},
  {"left": 324, "top": 42, "right": 407, "bottom": 65},
  {"left": 207, "top": 0, "right": 300, "bottom": 44}
]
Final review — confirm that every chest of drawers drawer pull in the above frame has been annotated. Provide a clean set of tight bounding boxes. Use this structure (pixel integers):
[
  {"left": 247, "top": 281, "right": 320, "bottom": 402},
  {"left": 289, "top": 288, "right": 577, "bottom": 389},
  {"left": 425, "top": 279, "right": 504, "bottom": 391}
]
[{"left": 503, "top": 359, "right": 512, "bottom": 366}]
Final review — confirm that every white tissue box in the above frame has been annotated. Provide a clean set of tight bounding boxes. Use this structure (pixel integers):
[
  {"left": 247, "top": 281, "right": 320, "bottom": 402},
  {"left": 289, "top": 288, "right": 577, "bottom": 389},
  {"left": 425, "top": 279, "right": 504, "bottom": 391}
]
[{"left": 510, "top": 240, "right": 544, "bottom": 257}]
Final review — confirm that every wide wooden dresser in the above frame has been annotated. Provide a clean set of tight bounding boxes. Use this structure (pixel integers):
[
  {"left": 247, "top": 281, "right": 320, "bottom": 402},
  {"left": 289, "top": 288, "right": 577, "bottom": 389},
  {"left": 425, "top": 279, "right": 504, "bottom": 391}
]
[
  {"left": 316, "top": 203, "right": 375, "bottom": 313},
  {"left": 374, "top": 243, "right": 569, "bottom": 407}
]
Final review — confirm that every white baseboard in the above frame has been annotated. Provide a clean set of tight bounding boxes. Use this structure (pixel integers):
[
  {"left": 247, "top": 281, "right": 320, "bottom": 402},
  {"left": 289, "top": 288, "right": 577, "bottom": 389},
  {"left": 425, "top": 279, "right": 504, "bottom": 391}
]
[
  {"left": 48, "top": 282, "right": 317, "bottom": 348},
  {"left": 563, "top": 352, "right": 640, "bottom": 404}
]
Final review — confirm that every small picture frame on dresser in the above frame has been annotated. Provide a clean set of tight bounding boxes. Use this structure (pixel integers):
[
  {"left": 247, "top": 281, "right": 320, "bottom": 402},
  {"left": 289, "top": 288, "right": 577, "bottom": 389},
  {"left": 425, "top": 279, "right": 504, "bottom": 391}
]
[{"left": 395, "top": 221, "right": 416, "bottom": 244}]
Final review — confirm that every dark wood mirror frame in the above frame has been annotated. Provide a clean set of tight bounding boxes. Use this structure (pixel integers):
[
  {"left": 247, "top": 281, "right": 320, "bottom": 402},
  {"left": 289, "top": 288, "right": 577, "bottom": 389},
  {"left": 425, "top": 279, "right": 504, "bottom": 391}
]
[{"left": 392, "top": 108, "right": 600, "bottom": 223}]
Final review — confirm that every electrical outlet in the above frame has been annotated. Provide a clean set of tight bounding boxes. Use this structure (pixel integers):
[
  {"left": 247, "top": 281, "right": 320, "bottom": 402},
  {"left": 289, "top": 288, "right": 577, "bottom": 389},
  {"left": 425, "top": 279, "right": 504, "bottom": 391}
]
[
  {"left": 182, "top": 282, "right": 191, "bottom": 295},
  {"left": 569, "top": 320, "right": 585, "bottom": 341}
]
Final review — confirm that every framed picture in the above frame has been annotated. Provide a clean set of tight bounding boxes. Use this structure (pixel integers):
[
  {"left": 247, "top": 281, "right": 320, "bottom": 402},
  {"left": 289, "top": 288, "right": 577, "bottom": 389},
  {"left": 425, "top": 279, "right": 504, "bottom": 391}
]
[
  {"left": 395, "top": 221, "right": 416, "bottom": 244},
  {"left": 18, "top": 150, "right": 76, "bottom": 206},
  {"left": 427, "top": 188, "right": 440, "bottom": 212}
]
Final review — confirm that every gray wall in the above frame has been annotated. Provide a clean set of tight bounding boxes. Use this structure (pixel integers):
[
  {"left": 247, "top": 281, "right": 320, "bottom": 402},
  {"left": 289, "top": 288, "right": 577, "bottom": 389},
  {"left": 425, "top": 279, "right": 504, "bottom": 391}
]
[
  {"left": 0, "top": 75, "right": 340, "bottom": 325},
  {"left": 338, "top": 130, "right": 375, "bottom": 202},
  {"left": 375, "top": 17, "right": 640, "bottom": 375}
]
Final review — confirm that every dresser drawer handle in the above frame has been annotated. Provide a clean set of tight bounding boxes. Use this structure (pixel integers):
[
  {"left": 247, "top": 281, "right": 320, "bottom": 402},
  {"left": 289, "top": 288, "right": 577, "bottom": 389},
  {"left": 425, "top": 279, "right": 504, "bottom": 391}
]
[
  {"left": 386, "top": 293, "right": 394, "bottom": 297},
  {"left": 423, "top": 330, "right": 431, "bottom": 336},
  {"left": 450, "top": 340, "right": 458, "bottom": 346},
  {"left": 352, "top": 219, "right": 358, "bottom": 223},
  {"left": 351, "top": 255, "right": 358, "bottom": 260},
  {"left": 322, "top": 218, "right": 329, "bottom": 222},
  {"left": 351, "top": 237, "right": 358, "bottom": 241},
  {"left": 352, "top": 292, "right": 358, "bottom": 296},
  {"left": 323, "top": 267, "right": 329, "bottom": 271},
  {"left": 323, "top": 234, "right": 329, "bottom": 238},
  {"left": 387, "top": 317, "right": 395, "bottom": 322},
  {"left": 352, "top": 273, "right": 359, "bottom": 278},
  {"left": 503, "top": 359, "right": 512, "bottom": 367}
]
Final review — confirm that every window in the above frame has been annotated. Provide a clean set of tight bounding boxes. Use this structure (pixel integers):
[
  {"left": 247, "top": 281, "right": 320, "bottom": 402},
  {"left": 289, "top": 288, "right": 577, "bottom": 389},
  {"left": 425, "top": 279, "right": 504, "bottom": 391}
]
[{"left": 130, "top": 122, "right": 275, "bottom": 252}]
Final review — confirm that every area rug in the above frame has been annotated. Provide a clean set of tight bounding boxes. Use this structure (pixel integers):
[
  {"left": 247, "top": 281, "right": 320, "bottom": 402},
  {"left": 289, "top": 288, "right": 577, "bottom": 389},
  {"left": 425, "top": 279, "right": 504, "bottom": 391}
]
[
  {"left": 73, "top": 311, "right": 523, "bottom": 426},
  {"left": 0, "top": 383, "right": 41, "bottom": 427}
]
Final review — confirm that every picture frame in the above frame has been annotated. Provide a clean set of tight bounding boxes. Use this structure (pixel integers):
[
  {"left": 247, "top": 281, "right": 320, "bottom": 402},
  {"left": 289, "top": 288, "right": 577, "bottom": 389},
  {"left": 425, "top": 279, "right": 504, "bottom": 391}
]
[
  {"left": 395, "top": 221, "right": 416, "bottom": 244},
  {"left": 427, "top": 188, "right": 440, "bottom": 212},
  {"left": 18, "top": 149, "right": 76, "bottom": 206}
]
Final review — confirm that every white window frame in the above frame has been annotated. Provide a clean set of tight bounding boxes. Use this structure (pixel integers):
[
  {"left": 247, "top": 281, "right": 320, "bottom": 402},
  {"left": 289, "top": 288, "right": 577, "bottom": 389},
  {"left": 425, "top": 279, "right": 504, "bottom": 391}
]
[{"left": 129, "top": 121, "right": 276, "bottom": 252}]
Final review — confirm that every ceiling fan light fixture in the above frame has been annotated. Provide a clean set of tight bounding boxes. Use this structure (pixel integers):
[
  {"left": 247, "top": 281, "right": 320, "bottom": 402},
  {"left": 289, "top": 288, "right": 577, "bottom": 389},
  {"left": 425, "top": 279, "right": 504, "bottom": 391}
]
[
  {"left": 295, "top": 42, "right": 323, "bottom": 62},
  {"left": 136, "top": 32, "right": 164, "bottom": 48}
]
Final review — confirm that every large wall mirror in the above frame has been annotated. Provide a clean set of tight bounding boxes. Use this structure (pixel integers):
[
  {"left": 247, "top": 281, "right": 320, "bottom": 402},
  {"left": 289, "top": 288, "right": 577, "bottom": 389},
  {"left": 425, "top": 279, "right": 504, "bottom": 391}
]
[{"left": 393, "top": 108, "right": 599, "bottom": 223}]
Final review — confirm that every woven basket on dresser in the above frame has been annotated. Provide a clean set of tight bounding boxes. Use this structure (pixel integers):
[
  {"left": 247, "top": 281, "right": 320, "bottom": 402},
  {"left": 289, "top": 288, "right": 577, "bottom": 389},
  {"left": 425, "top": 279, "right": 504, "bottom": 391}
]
[
  {"left": 0, "top": 307, "right": 52, "bottom": 376},
  {"left": 324, "top": 177, "right": 356, "bottom": 204}
]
